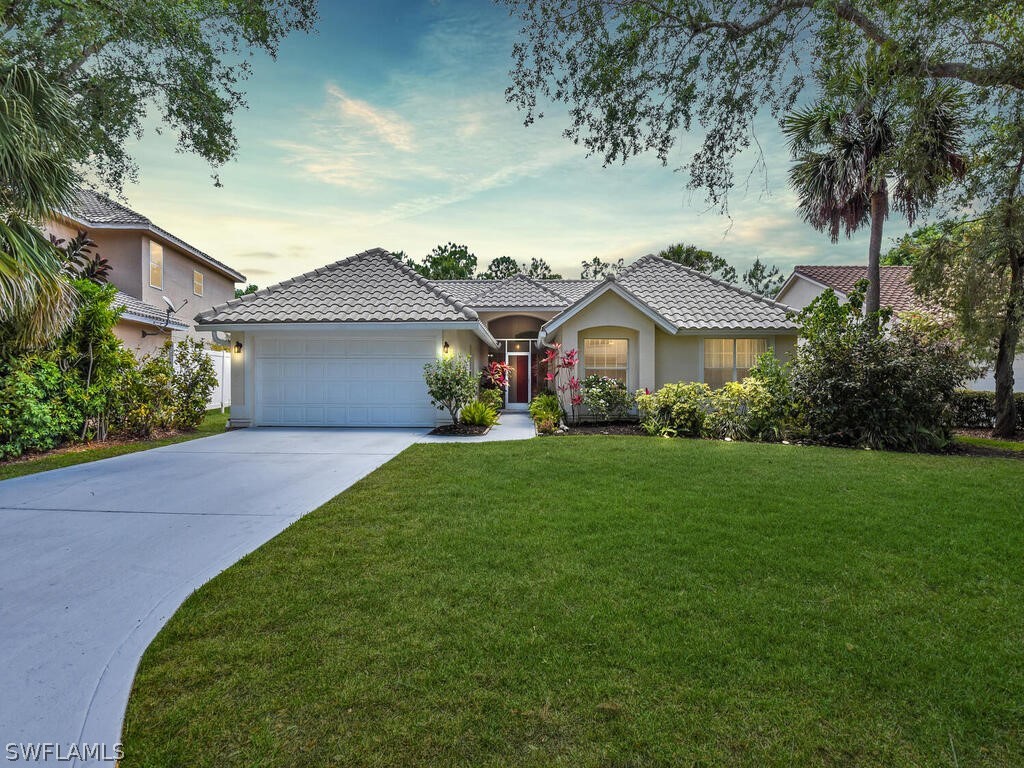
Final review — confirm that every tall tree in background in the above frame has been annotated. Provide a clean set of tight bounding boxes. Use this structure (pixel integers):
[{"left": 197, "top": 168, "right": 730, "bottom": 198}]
[
  {"left": 524, "top": 257, "right": 562, "bottom": 279},
  {"left": 580, "top": 257, "right": 624, "bottom": 279},
  {"left": 1, "top": 0, "right": 317, "bottom": 188},
  {"left": 783, "top": 64, "right": 967, "bottom": 328},
  {"left": 0, "top": 63, "right": 82, "bottom": 351},
  {"left": 658, "top": 243, "right": 736, "bottom": 282},
  {"left": 407, "top": 244, "right": 478, "bottom": 280},
  {"left": 743, "top": 258, "right": 784, "bottom": 296},
  {"left": 479, "top": 256, "right": 522, "bottom": 280}
]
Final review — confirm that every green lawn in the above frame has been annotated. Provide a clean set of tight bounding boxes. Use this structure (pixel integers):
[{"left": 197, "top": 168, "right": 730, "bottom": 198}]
[
  {"left": 122, "top": 438, "right": 1024, "bottom": 767},
  {"left": 0, "top": 409, "right": 229, "bottom": 481},
  {"left": 956, "top": 434, "right": 1024, "bottom": 453}
]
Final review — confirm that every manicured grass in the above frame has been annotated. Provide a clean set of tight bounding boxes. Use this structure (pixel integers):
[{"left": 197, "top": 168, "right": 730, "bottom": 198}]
[
  {"left": 0, "top": 409, "right": 229, "bottom": 481},
  {"left": 957, "top": 435, "right": 1024, "bottom": 453},
  {"left": 122, "top": 438, "right": 1024, "bottom": 767}
]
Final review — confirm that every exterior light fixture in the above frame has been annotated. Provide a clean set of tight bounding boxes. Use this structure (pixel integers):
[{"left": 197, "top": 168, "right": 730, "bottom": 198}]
[
  {"left": 442, "top": 340, "right": 451, "bottom": 357},
  {"left": 234, "top": 341, "right": 243, "bottom": 353}
]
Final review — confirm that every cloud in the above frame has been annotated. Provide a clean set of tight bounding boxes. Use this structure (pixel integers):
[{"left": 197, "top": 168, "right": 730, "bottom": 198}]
[{"left": 325, "top": 84, "right": 415, "bottom": 152}]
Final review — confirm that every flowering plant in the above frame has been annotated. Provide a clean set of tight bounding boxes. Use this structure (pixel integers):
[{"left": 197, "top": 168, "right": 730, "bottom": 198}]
[
  {"left": 482, "top": 360, "right": 514, "bottom": 389},
  {"left": 581, "top": 375, "right": 634, "bottom": 422},
  {"left": 539, "top": 343, "right": 582, "bottom": 424}
]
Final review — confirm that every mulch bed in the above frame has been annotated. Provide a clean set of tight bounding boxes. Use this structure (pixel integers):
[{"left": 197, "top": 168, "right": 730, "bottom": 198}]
[
  {"left": 428, "top": 424, "right": 491, "bottom": 436},
  {"left": 556, "top": 421, "right": 645, "bottom": 436},
  {"left": 955, "top": 428, "right": 1024, "bottom": 442},
  {"left": 0, "top": 428, "right": 189, "bottom": 467}
]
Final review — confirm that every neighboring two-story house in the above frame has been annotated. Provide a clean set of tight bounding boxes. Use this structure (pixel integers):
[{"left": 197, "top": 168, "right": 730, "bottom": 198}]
[{"left": 46, "top": 190, "right": 245, "bottom": 357}]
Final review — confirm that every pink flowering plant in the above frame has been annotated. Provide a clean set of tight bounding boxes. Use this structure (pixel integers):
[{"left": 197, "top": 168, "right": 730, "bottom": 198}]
[
  {"left": 539, "top": 343, "right": 583, "bottom": 424},
  {"left": 482, "top": 360, "right": 514, "bottom": 389}
]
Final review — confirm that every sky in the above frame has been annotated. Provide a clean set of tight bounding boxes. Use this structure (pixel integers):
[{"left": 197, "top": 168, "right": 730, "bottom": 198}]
[{"left": 121, "top": 0, "right": 910, "bottom": 288}]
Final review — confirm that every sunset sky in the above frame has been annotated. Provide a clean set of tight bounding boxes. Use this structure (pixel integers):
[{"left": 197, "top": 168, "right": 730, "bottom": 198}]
[{"left": 120, "top": 0, "right": 909, "bottom": 288}]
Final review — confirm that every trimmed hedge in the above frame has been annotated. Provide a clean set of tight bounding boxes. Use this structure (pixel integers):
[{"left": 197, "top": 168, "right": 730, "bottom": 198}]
[{"left": 951, "top": 390, "right": 1024, "bottom": 430}]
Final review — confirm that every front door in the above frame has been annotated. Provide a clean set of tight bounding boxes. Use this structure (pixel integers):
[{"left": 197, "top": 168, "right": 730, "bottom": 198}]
[{"left": 506, "top": 351, "right": 531, "bottom": 410}]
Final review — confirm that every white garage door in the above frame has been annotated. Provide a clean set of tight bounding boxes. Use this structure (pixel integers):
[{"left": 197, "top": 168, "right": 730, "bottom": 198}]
[{"left": 254, "top": 335, "right": 438, "bottom": 427}]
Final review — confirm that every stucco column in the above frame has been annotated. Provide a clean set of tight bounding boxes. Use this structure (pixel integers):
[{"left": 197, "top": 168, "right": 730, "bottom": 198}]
[{"left": 639, "top": 322, "right": 656, "bottom": 392}]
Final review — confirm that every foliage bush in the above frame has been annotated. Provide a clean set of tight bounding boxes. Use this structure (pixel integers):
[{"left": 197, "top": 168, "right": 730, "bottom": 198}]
[
  {"left": 169, "top": 339, "right": 218, "bottom": 429},
  {"left": 705, "top": 379, "right": 780, "bottom": 441},
  {"left": 0, "top": 355, "right": 80, "bottom": 458},
  {"left": 635, "top": 382, "right": 713, "bottom": 437},
  {"left": 460, "top": 400, "right": 499, "bottom": 427},
  {"left": 950, "top": 390, "right": 1024, "bottom": 430},
  {"left": 580, "top": 375, "right": 634, "bottom": 421},
  {"left": 478, "top": 387, "right": 504, "bottom": 412},
  {"left": 789, "top": 288, "right": 973, "bottom": 451},
  {"left": 423, "top": 354, "right": 477, "bottom": 424},
  {"left": 528, "top": 392, "right": 562, "bottom": 430}
]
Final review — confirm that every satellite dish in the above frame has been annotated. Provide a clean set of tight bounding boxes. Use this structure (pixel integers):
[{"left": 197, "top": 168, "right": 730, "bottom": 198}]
[{"left": 162, "top": 295, "right": 176, "bottom": 310}]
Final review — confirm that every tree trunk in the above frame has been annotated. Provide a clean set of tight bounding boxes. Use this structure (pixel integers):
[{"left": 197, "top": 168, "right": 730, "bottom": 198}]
[
  {"left": 993, "top": 251, "right": 1022, "bottom": 438},
  {"left": 865, "top": 188, "right": 886, "bottom": 332}
]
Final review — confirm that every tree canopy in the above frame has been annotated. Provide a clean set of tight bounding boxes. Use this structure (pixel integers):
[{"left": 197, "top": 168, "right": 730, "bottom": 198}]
[
  {"left": 406, "top": 243, "right": 478, "bottom": 280},
  {"left": 1, "top": 0, "right": 318, "bottom": 189},
  {"left": 658, "top": 243, "right": 737, "bottom": 282},
  {"left": 503, "top": 0, "right": 1023, "bottom": 209}
]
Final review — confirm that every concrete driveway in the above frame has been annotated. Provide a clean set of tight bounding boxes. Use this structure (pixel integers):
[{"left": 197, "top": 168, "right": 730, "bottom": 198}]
[{"left": 0, "top": 427, "right": 423, "bottom": 764}]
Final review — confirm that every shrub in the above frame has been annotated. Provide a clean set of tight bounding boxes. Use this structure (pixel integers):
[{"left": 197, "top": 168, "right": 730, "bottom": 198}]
[
  {"left": 529, "top": 392, "right": 562, "bottom": 427},
  {"left": 706, "top": 379, "right": 778, "bottom": 441},
  {"left": 951, "top": 390, "right": 1024, "bottom": 430},
  {"left": 0, "top": 355, "right": 80, "bottom": 458},
  {"left": 423, "top": 354, "right": 477, "bottom": 424},
  {"left": 478, "top": 387, "right": 504, "bottom": 412},
  {"left": 790, "top": 288, "right": 973, "bottom": 451},
  {"left": 635, "top": 382, "right": 713, "bottom": 437},
  {"left": 168, "top": 339, "right": 218, "bottom": 429},
  {"left": 535, "top": 416, "right": 558, "bottom": 435},
  {"left": 460, "top": 400, "right": 499, "bottom": 427},
  {"left": 581, "top": 375, "right": 634, "bottom": 421}
]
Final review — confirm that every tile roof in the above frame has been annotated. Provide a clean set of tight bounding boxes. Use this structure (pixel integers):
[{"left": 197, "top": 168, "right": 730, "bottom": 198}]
[
  {"left": 457, "top": 274, "right": 568, "bottom": 308},
  {"left": 614, "top": 255, "right": 798, "bottom": 331},
  {"left": 432, "top": 277, "right": 598, "bottom": 308},
  {"left": 59, "top": 189, "right": 245, "bottom": 282},
  {"left": 196, "top": 249, "right": 480, "bottom": 325},
  {"left": 113, "top": 291, "right": 190, "bottom": 330},
  {"left": 792, "top": 265, "right": 919, "bottom": 312}
]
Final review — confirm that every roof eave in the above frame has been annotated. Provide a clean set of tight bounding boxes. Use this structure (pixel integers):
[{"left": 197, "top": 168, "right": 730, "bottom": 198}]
[{"left": 541, "top": 279, "right": 678, "bottom": 336}]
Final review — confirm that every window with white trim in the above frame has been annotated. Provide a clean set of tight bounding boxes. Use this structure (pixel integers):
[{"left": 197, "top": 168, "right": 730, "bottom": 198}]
[
  {"left": 583, "top": 338, "right": 628, "bottom": 382},
  {"left": 148, "top": 241, "right": 163, "bottom": 289},
  {"left": 193, "top": 269, "right": 204, "bottom": 296},
  {"left": 703, "top": 338, "right": 770, "bottom": 388}
]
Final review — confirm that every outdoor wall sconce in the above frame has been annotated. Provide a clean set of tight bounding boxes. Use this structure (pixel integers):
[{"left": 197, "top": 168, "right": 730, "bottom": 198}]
[
  {"left": 442, "top": 340, "right": 451, "bottom": 357},
  {"left": 234, "top": 341, "right": 243, "bottom": 353}
]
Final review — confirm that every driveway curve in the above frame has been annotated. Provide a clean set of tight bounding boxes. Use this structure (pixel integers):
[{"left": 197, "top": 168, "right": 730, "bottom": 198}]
[{"left": 0, "top": 427, "right": 423, "bottom": 765}]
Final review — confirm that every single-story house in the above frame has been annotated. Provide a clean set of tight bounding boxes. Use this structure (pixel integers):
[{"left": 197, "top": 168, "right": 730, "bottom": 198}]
[
  {"left": 776, "top": 264, "right": 1023, "bottom": 392},
  {"left": 196, "top": 249, "right": 799, "bottom": 428}
]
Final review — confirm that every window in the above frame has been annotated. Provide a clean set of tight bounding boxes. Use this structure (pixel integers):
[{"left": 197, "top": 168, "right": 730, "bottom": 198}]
[
  {"left": 703, "top": 338, "right": 770, "bottom": 388},
  {"left": 148, "top": 241, "right": 163, "bottom": 289},
  {"left": 193, "top": 269, "right": 204, "bottom": 296},
  {"left": 583, "top": 338, "right": 628, "bottom": 382}
]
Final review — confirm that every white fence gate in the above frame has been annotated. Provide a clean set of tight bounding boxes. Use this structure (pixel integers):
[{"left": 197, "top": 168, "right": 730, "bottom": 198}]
[{"left": 205, "top": 349, "right": 231, "bottom": 411}]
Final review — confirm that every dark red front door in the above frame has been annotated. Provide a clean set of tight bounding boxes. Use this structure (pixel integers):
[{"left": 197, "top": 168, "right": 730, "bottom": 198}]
[{"left": 509, "top": 354, "right": 529, "bottom": 404}]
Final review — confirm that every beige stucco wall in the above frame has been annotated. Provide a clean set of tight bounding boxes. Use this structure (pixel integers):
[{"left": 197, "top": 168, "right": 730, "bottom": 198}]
[
  {"left": 112, "top": 319, "right": 173, "bottom": 358},
  {"left": 141, "top": 236, "right": 235, "bottom": 345},
  {"left": 654, "top": 332, "right": 701, "bottom": 387},
  {"left": 482, "top": 314, "right": 546, "bottom": 339},
  {"left": 45, "top": 222, "right": 147, "bottom": 299},
  {"left": 552, "top": 291, "right": 657, "bottom": 396}
]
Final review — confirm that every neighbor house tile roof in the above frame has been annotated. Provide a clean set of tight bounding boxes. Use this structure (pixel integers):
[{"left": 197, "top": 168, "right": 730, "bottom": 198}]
[
  {"left": 60, "top": 189, "right": 245, "bottom": 282},
  {"left": 792, "top": 265, "right": 919, "bottom": 312},
  {"left": 613, "top": 255, "right": 798, "bottom": 331},
  {"left": 113, "top": 291, "right": 189, "bottom": 331},
  {"left": 196, "top": 249, "right": 481, "bottom": 325}
]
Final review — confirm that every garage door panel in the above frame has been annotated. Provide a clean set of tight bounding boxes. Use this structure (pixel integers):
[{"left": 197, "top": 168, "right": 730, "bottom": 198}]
[{"left": 254, "top": 335, "right": 437, "bottom": 427}]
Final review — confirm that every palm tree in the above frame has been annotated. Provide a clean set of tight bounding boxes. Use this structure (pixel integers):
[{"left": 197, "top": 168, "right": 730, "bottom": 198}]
[
  {"left": 783, "top": 65, "right": 968, "bottom": 330},
  {"left": 0, "top": 63, "right": 85, "bottom": 352}
]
